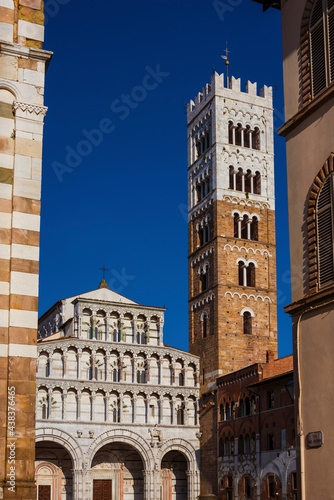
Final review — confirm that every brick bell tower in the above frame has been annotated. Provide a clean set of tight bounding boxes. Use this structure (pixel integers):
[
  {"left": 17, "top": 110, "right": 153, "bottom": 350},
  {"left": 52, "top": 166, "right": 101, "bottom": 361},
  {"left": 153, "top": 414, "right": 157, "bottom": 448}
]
[{"left": 187, "top": 72, "right": 278, "bottom": 497}]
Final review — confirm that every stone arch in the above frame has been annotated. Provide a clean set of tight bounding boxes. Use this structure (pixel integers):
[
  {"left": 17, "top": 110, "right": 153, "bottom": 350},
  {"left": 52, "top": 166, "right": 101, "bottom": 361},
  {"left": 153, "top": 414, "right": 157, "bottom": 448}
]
[
  {"left": 0, "top": 80, "right": 21, "bottom": 101},
  {"left": 307, "top": 153, "right": 334, "bottom": 293},
  {"left": 157, "top": 438, "right": 199, "bottom": 472},
  {"left": 35, "top": 427, "right": 82, "bottom": 470},
  {"left": 85, "top": 428, "right": 154, "bottom": 470}
]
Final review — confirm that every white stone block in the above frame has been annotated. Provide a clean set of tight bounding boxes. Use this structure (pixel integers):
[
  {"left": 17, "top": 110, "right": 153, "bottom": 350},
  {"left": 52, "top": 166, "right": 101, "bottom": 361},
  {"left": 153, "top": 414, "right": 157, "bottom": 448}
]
[
  {"left": 0, "top": 344, "right": 8, "bottom": 357},
  {"left": 13, "top": 177, "right": 41, "bottom": 200},
  {"left": 1, "top": 117, "right": 15, "bottom": 138},
  {"left": 0, "top": 183, "right": 12, "bottom": 200},
  {"left": 23, "top": 68, "right": 45, "bottom": 87},
  {"left": 18, "top": 20, "right": 44, "bottom": 42},
  {"left": 10, "top": 309, "right": 38, "bottom": 329},
  {"left": 16, "top": 130, "right": 33, "bottom": 140},
  {"left": 0, "top": 153, "right": 14, "bottom": 169},
  {"left": 0, "top": 281, "right": 9, "bottom": 295},
  {"left": 0, "top": 213, "right": 11, "bottom": 229},
  {"left": 15, "top": 117, "right": 44, "bottom": 135},
  {"left": 0, "top": 244, "right": 10, "bottom": 259},
  {"left": 0, "top": 309, "right": 9, "bottom": 328},
  {"left": 15, "top": 154, "right": 32, "bottom": 179},
  {"left": 10, "top": 271, "right": 39, "bottom": 297},
  {"left": 0, "top": 23, "right": 13, "bottom": 43},
  {"left": 8, "top": 343, "right": 37, "bottom": 358},
  {"left": 0, "top": 0, "right": 14, "bottom": 8},
  {"left": 11, "top": 243, "right": 40, "bottom": 261},
  {"left": 12, "top": 211, "right": 40, "bottom": 231}
]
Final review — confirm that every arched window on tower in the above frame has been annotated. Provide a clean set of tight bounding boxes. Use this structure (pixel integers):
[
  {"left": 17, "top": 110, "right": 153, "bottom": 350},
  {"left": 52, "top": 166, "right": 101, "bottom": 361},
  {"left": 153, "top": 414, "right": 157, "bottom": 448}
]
[
  {"left": 235, "top": 123, "right": 242, "bottom": 146},
  {"left": 236, "top": 168, "right": 243, "bottom": 191},
  {"left": 309, "top": 0, "right": 334, "bottom": 98},
  {"left": 245, "top": 169, "right": 252, "bottom": 193},
  {"left": 247, "top": 263, "right": 256, "bottom": 287},
  {"left": 238, "top": 261, "right": 244, "bottom": 286},
  {"left": 177, "top": 406, "right": 185, "bottom": 425},
  {"left": 252, "top": 127, "right": 260, "bottom": 150},
  {"left": 316, "top": 174, "right": 334, "bottom": 288},
  {"left": 243, "top": 311, "right": 252, "bottom": 335},
  {"left": 220, "top": 404, "right": 224, "bottom": 421},
  {"left": 254, "top": 171, "right": 261, "bottom": 194},
  {"left": 202, "top": 313, "right": 208, "bottom": 338},
  {"left": 228, "top": 121, "right": 233, "bottom": 144},
  {"left": 234, "top": 213, "right": 240, "bottom": 238},
  {"left": 229, "top": 165, "right": 235, "bottom": 189},
  {"left": 241, "top": 215, "right": 249, "bottom": 239},
  {"left": 250, "top": 216, "right": 259, "bottom": 241},
  {"left": 244, "top": 125, "right": 251, "bottom": 148}
]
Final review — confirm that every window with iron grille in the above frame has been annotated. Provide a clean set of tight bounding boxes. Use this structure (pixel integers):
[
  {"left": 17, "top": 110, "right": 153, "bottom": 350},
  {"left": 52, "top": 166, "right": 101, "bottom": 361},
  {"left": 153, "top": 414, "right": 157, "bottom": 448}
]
[
  {"left": 310, "top": 0, "right": 334, "bottom": 97},
  {"left": 316, "top": 174, "right": 334, "bottom": 288}
]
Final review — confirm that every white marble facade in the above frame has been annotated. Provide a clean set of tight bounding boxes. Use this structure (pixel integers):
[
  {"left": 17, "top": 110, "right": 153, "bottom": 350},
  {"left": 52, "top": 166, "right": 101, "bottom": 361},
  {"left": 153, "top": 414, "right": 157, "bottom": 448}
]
[{"left": 35, "top": 283, "right": 200, "bottom": 500}]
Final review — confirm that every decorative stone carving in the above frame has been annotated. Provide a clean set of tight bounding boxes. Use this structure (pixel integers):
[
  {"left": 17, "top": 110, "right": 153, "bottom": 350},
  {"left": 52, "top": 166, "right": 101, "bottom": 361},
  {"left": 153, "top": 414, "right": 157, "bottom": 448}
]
[{"left": 13, "top": 100, "right": 48, "bottom": 116}]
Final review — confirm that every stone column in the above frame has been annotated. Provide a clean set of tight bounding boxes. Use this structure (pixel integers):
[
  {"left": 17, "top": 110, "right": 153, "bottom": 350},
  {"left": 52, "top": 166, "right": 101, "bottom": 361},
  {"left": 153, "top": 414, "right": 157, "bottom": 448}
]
[
  {"left": 250, "top": 173, "right": 254, "bottom": 194},
  {"left": 77, "top": 351, "right": 82, "bottom": 379},
  {"left": 62, "top": 390, "right": 67, "bottom": 420},
  {"left": 171, "top": 397, "right": 175, "bottom": 425},
  {"left": 158, "top": 320, "right": 164, "bottom": 345},
  {"left": 91, "top": 392, "right": 96, "bottom": 421},
  {"left": 62, "top": 354, "right": 67, "bottom": 377},
  {"left": 133, "top": 319, "right": 138, "bottom": 343},
  {"left": 249, "top": 130, "right": 253, "bottom": 149},
  {"left": 106, "top": 355, "right": 111, "bottom": 381},
  {"left": 159, "top": 396, "right": 164, "bottom": 424},
  {"left": 77, "top": 391, "right": 82, "bottom": 421},
  {"left": 247, "top": 219, "right": 251, "bottom": 240},
  {"left": 143, "top": 470, "right": 154, "bottom": 500},
  {"left": 146, "top": 358, "right": 151, "bottom": 383},
  {"left": 48, "top": 388, "right": 53, "bottom": 419},
  {"left": 186, "top": 471, "right": 194, "bottom": 500},
  {"left": 243, "top": 264, "right": 247, "bottom": 286},
  {"left": 238, "top": 216, "right": 241, "bottom": 238},
  {"left": 91, "top": 354, "right": 96, "bottom": 380},
  {"left": 232, "top": 126, "right": 236, "bottom": 144},
  {"left": 157, "top": 359, "right": 162, "bottom": 384},
  {"left": 119, "top": 354, "right": 124, "bottom": 381},
  {"left": 171, "top": 363, "right": 176, "bottom": 385},
  {"left": 133, "top": 358, "right": 138, "bottom": 383},
  {"left": 241, "top": 171, "right": 245, "bottom": 192},
  {"left": 119, "top": 393, "right": 124, "bottom": 422},
  {"left": 233, "top": 169, "right": 236, "bottom": 190},
  {"left": 133, "top": 394, "right": 137, "bottom": 423},
  {"left": 105, "top": 394, "right": 110, "bottom": 422}
]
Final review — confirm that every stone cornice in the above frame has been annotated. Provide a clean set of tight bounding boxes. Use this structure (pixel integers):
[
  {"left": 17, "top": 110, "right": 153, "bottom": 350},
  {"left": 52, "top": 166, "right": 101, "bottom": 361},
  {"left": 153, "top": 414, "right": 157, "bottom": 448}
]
[
  {"left": 284, "top": 285, "right": 334, "bottom": 316},
  {"left": 36, "top": 378, "right": 199, "bottom": 399},
  {"left": 13, "top": 100, "right": 48, "bottom": 116},
  {"left": 0, "top": 41, "right": 53, "bottom": 64}
]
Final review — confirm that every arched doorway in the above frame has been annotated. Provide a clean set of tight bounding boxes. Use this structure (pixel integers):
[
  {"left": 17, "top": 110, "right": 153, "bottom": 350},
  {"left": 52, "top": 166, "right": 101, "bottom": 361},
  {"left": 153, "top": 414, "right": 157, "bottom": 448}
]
[
  {"left": 91, "top": 442, "right": 144, "bottom": 500},
  {"left": 161, "top": 450, "right": 187, "bottom": 500},
  {"left": 35, "top": 441, "right": 73, "bottom": 499}
]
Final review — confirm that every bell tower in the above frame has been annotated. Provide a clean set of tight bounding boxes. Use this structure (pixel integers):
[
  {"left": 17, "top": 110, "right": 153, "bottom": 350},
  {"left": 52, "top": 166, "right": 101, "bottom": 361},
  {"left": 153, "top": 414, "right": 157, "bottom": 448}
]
[{"left": 187, "top": 72, "right": 278, "bottom": 497}]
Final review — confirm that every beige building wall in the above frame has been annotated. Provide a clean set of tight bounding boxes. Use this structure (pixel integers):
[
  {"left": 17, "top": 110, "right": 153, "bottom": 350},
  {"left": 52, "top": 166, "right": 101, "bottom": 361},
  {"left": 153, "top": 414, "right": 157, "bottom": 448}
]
[
  {"left": 0, "top": 1, "right": 52, "bottom": 498},
  {"left": 269, "top": 0, "right": 334, "bottom": 498}
]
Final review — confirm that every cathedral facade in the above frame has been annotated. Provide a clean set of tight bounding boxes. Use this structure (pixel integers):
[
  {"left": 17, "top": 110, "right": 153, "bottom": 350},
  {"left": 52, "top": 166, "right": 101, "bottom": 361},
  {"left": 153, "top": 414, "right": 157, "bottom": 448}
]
[{"left": 35, "top": 282, "right": 200, "bottom": 500}]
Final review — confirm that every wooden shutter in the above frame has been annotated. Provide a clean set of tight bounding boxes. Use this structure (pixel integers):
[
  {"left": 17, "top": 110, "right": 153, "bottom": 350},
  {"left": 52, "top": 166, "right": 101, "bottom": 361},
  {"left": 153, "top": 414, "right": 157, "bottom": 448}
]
[
  {"left": 311, "top": 19, "right": 327, "bottom": 96},
  {"left": 317, "top": 175, "right": 334, "bottom": 287},
  {"left": 328, "top": 8, "right": 334, "bottom": 82}
]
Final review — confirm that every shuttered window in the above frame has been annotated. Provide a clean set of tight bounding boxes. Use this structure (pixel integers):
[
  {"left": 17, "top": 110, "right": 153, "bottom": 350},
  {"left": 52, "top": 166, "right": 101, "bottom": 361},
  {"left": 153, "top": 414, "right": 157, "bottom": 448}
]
[
  {"left": 316, "top": 175, "right": 334, "bottom": 288},
  {"left": 310, "top": 0, "right": 334, "bottom": 97}
]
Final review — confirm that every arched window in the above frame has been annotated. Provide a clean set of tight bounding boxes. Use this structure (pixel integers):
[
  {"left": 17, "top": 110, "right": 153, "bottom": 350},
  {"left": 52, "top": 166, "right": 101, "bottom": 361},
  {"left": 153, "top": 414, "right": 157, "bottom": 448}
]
[
  {"left": 254, "top": 171, "right": 261, "bottom": 194},
  {"left": 219, "top": 437, "right": 225, "bottom": 457},
  {"left": 179, "top": 372, "right": 184, "bottom": 386},
  {"left": 250, "top": 216, "right": 258, "bottom": 241},
  {"left": 316, "top": 174, "right": 334, "bottom": 288},
  {"left": 252, "top": 127, "right": 260, "bottom": 150},
  {"left": 238, "top": 261, "right": 244, "bottom": 286},
  {"left": 202, "top": 313, "right": 208, "bottom": 338},
  {"left": 310, "top": 0, "right": 334, "bottom": 97},
  {"left": 225, "top": 437, "right": 230, "bottom": 455},
  {"left": 251, "top": 433, "right": 256, "bottom": 453},
  {"left": 234, "top": 213, "right": 239, "bottom": 238},
  {"left": 243, "top": 312, "right": 252, "bottom": 335},
  {"left": 241, "top": 215, "right": 249, "bottom": 239},
  {"left": 245, "top": 169, "right": 252, "bottom": 193},
  {"left": 228, "top": 121, "right": 233, "bottom": 144},
  {"left": 229, "top": 165, "right": 235, "bottom": 189},
  {"left": 238, "top": 435, "right": 244, "bottom": 454},
  {"left": 244, "top": 125, "right": 251, "bottom": 148},
  {"left": 247, "top": 263, "right": 256, "bottom": 287},
  {"left": 245, "top": 397, "right": 251, "bottom": 416},
  {"left": 225, "top": 403, "right": 231, "bottom": 420},
  {"left": 231, "top": 402, "right": 236, "bottom": 419},
  {"left": 200, "top": 266, "right": 209, "bottom": 292},
  {"left": 235, "top": 123, "right": 242, "bottom": 146},
  {"left": 220, "top": 404, "right": 224, "bottom": 421},
  {"left": 245, "top": 434, "right": 251, "bottom": 453},
  {"left": 236, "top": 168, "right": 243, "bottom": 191},
  {"left": 177, "top": 407, "right": 184, "bottom": 425}
]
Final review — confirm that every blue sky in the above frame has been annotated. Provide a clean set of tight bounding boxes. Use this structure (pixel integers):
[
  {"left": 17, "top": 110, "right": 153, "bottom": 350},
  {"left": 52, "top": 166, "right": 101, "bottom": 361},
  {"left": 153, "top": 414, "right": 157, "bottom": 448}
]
[{"left": 39, "top": 0, "right": 292, "bottom": 356}]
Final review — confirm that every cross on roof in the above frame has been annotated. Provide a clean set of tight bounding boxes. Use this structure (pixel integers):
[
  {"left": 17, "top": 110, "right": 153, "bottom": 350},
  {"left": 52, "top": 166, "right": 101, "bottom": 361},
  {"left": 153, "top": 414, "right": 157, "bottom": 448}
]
[
  {"left": 100, "top": 265, "right": 108, "bottom": 280},
  {"left": 221, "top": 42, "right": 230, "bottom": 62}
]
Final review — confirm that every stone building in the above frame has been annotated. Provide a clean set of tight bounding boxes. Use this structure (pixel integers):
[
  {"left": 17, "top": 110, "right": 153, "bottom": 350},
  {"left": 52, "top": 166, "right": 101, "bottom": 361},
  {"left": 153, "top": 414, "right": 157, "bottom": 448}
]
[
  {"left": 35, "top": 281, "right": 201, "bottom": 500},
  {"left": 217, "top": 352, "right": 296, "bottom": 500},
  {"left": 187, "top": 72, "right": 278, "bottom": 497},
  {"left": 252, "top": 0, "right": 334, "bottom": 497},
  {"left": 0, "top": 1, "right": 52, "bottom": 498}
]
